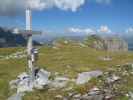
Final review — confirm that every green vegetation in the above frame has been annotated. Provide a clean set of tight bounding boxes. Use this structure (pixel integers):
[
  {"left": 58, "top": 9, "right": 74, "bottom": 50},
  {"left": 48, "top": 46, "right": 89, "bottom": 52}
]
[
  {"left": 84, "top": 35, "right": 102, "bottom": 45},
  {"left": 0, "top": 47, "right": 24, "bottom": 56},
  {"left": 0, "top": 41, "right": 133, "bottom": 100}
]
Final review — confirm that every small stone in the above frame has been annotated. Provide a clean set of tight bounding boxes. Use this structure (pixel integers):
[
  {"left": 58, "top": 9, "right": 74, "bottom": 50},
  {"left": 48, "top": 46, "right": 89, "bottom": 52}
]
[
  {"left": 73, "top": 94, "right": 81, "bottom": 98},
  {"left": 55, "top": 95, "right": 63, "bottom": 99}
]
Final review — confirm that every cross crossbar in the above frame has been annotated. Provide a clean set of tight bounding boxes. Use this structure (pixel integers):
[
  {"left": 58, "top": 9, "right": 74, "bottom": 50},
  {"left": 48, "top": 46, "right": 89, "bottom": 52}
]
[{"left": 13, "top": 29, "right": 41, "bottom": 36}]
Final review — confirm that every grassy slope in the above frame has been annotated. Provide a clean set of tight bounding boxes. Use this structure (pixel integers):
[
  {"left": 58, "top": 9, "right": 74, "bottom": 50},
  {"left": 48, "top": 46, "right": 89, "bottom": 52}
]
[{"left": 0, "top": 44, "right": 133, "bottom": 100}]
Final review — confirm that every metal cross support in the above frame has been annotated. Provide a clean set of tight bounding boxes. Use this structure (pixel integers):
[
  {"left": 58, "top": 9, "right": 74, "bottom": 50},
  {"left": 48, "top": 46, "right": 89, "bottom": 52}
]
[
  {"left": 26, "top": 8, "right": 41, "bottom": 82},
  {"left": 13, "top": 8, "right": 41, "bottom": 82}
]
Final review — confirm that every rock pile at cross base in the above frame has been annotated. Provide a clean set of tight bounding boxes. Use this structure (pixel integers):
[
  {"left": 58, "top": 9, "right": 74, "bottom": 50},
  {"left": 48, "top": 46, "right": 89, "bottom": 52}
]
[{"left": 8, "top": 63, "right": 133, "bottom": 100}]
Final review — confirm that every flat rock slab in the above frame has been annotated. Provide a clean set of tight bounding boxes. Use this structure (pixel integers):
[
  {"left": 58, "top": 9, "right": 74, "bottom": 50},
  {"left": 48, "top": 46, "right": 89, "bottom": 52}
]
[
  {"left": 76, "top": 70, "right": 103, "bottom": 85},
  {"left": 50, "top": 77, "right": 70, "bottom": 88}
]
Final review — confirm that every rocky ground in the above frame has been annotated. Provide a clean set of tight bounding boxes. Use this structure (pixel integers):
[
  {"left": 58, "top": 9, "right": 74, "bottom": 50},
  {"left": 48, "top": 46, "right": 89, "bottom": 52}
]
[{"left": 0, "top": 41, "right": 133, "bottom": 100}]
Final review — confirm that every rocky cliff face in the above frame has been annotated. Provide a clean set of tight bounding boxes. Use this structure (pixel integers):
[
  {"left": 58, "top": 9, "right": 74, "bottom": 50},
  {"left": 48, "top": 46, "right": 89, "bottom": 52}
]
[
  {"left": 103, "top": 37, "right": 128, "bottom": 52},
  {"left": 85, "top": 35, "right": 128, "bottom": 52}
]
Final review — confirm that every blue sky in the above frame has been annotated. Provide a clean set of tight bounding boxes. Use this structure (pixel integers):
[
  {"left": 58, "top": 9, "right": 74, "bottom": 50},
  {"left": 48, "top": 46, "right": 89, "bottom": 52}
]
[{"left": 0, "top": 0, "right": 133, "bottom": 36}]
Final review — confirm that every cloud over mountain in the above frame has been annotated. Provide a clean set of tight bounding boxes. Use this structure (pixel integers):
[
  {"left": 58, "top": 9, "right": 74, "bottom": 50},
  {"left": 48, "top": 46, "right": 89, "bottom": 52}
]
[
  {"left": 68, "top": 25, "right": 112, "bottom": 35},
  {"left": 98, "top": 25, "right": 111, "bottom": 33},
  {"left": 68, "top": 27, "right": 96, "bottom": 35},
  {"left": 126, "top": 27, "right": 133, "bottom": 33}
]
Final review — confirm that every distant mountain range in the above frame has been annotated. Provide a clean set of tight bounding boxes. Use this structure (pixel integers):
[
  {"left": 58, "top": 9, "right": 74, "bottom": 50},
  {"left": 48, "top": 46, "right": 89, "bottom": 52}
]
[
  {"left": 34, "top": 33, "right": 133, "bottom": 51},
  {"left": 33, "top": 34, "right": 85, "bottom": 45},
  {"left": 1, "top": 26, "right": 133, "bottom": 51},
  {"left": 0, "top": 27, "right": 40, "bottom": 48}
]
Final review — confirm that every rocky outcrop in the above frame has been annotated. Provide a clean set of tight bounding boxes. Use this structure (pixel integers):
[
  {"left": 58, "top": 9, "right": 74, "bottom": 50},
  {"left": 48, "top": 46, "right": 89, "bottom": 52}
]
[{"left": 85, "top": 35, "right": 128, "bottom": 52}]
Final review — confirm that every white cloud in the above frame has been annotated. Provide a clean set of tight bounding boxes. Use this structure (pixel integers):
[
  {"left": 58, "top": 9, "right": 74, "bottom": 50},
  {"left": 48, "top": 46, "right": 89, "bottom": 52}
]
[
  {"left": 0, "top": 0, "right": 85, "bottom": 16},
  {"left": 26, "top": 0, "right": 85, "bottom": 11},
  {"left": 68, "top": 25, "right": 112, "bottom": 35},
  {"left": 54, "top": 0, "right": 85, "bottom": 12},
  {"left": 0, "top": 0, "right": 113, "bottom": 16},
  {"left": 26, "top": 0, "right": 47, "bottom": 10},
  {"left": 68, "top": 27, "right": 96, "bottom": 35},
  {"left": 98, "top": 25, "right": 111, "bottom": 33},
  {"left": 126, "top": 27, "right": 133, "bottom": 33}
]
